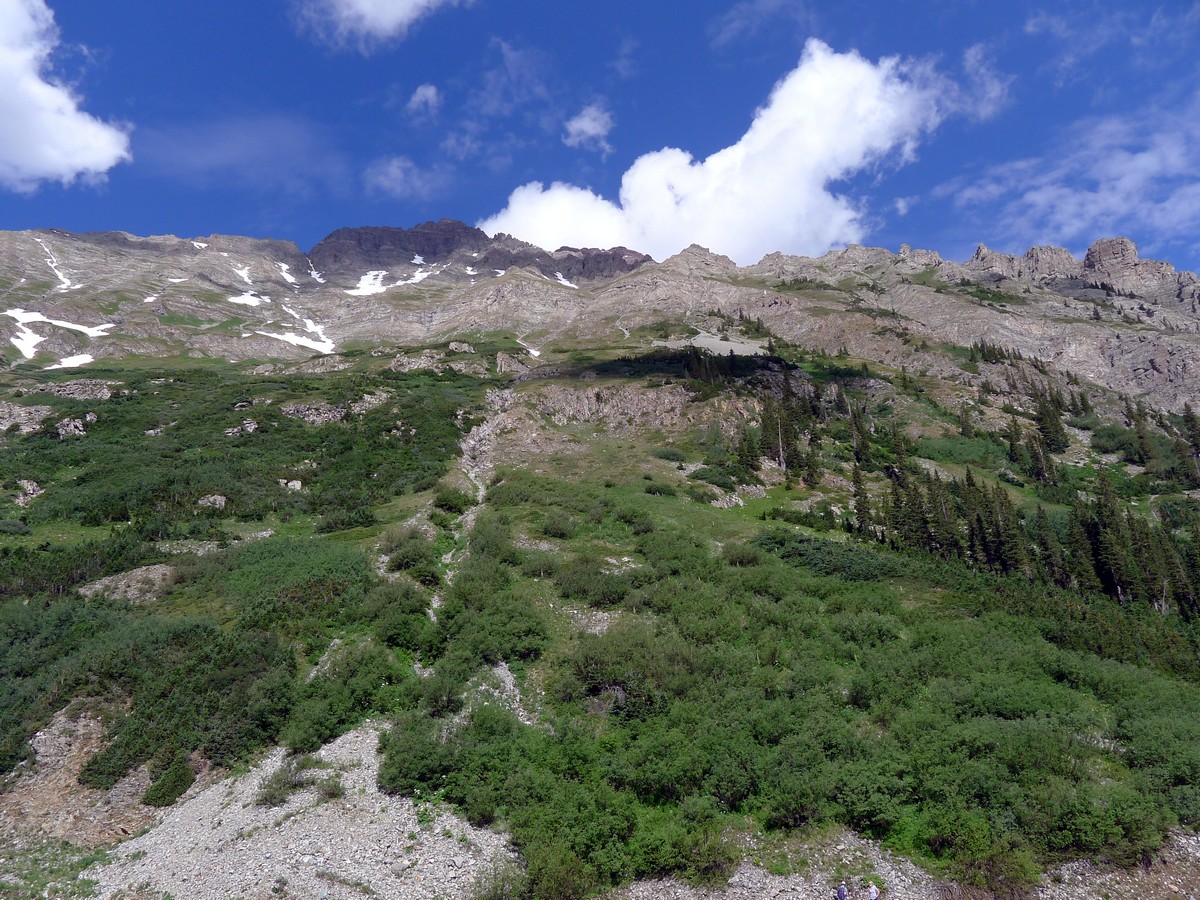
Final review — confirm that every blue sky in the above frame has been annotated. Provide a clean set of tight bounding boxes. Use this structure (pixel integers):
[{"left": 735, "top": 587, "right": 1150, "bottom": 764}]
[{"left": 2, "top": 0, "right": 1199, "bottom": 269}]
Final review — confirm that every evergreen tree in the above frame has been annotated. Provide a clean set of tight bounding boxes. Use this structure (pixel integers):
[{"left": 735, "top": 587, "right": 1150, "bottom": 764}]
[
  {"left": 1065, "top": 502, "right": 1102, "bottom": 594},
  {"left": 851, "top": 463, "right": 871, "bottom": 533},
  {"left": 1034, "top": 394, "right": 1070, "bottom": 453},
  {"left": 1032, "top": 506, "right": 1067, "bottom": 588}
]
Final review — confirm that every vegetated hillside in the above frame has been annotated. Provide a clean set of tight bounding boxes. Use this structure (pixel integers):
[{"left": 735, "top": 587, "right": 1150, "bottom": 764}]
[{"left": 2, "top": 291, "right": 1200, "bottom": 896}]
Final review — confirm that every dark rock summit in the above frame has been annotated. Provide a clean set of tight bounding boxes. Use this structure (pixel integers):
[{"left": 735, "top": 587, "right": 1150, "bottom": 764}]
[{"left": 308, "top": 219, "right": 652, "bottom": 283}]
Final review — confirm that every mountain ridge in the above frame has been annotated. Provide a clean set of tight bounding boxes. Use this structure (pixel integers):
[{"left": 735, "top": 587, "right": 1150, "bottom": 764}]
[{"left": 3, "top": 220, "right": 1200, "bottom": 410}]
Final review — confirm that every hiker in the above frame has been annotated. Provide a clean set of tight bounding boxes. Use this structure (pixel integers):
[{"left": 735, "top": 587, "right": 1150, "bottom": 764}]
[
  {"left": 868, "top": 881, "right": 879, "bottom": 900},
  {"left": 837, "top": 881, "right": 848, "bottom": 900}
]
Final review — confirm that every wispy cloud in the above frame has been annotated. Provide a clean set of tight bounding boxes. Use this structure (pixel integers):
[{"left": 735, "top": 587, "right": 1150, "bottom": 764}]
[
  {"left": 610, "top": 37, "right": 639, "bottom": 80},
  {"left": 138, "top": 115, "right": 350, "bottom": 196},
  {"left": 0, "top": 0, "right": 130, "bottom": 192},
  {"left": 563, "top": 103, "right": 614, "bottom": 155},
  {"left": 959, "top": 43, "right": 1012, "bottom": 122},
  {"left": 480, "top": 40, "right": 949, "bottom": 264},
  {"left": 441, "top": 39, "right": 554, "bottom": 165},
  {"left": 406, "top": 83, "right": 441, "bottom": 118},
  {"left": 709, "top": 0, "right": 813, "bottom": 48},
  {"left": 942, "top": 94, "right": 1200, "bottom": 256},
  {"left": 363, "top": 155, "right": 451, "bottom": 199},
  {"left": 1025, "top": 3, "right": 1200, "bottom": 85},
  {"left": 296, "top": 0, "right": 470, "bottom": 50}
]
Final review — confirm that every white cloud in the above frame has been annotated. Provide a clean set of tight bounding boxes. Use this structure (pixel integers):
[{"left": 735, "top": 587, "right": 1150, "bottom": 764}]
[
  {"left": 479, "top": 39, "right": 945, "bottom": 264},
  {"left": 441, "top": 39, "right": 552, "bottom": 165},
  {"left": 0, "top": 0, "right": 130, "bottom": 192},
  {"left": 709, "top": 0, "right": 812, "bottom": 48},
  {"left": 563, "top": 103, "right": 614, "bottom": 155},
  {"left": 959, "top": 44, "right": 1011, "bottom": 122},
  {"left": 406, "top": 83, "right": 441, "bottom": 117},
  {"left": 138, "top": 115, "right": 349, "bottom": 196},
  {"left": 297, "top": 0, "right": 466, "bottom": 48},
  {"left": 363, "top": 155, "right": 450, "bottom": 199},
  {"left": 943, "top": 94, "right": 1200, "bottom": 254},
  {"left": 610, "top": 37, "right": 638, "bottom": 80},
  {"left": 1025, "top": 5, "right": 1200, "bottom": 84}
]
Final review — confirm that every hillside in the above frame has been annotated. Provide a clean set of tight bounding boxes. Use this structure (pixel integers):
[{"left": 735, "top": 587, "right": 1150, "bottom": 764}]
[{"left": 2, "top": 223, "right": 1200, "bottom": 899}]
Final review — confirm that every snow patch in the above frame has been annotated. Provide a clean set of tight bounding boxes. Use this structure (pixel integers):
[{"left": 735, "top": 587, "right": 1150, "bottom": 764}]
[
  {"left": 143, "top": 294, "right": 158, "bottom": 304},
  {"left": 346, "top": 271, "right": 389, "bottom": 296},
  {"left": 465, "top": 267, "right": 477, "bottom": 276},
  {"left": 398, "top": 268, "right": 430, "bottom": 285},
  {"left": 276, "top": 263, "right": 297, "bottom": 284},
  {"left": 266, "top": 303, "right": 336, "bottom": 353},
  {"left": 33, "top": 238, "right": 77, "bottom": 291},
  {"left": 228, "top": 292, "right": 270, "bottom": 307},
  {"left": 412, "top": 254, "right": 424, "bottom": 265},
  {"left": 494, "top": 269, "right": 506, "bottom": 276},
  {"left": 45, "top": 354, "right": 94, "bottom": 370},
  {"left": 255, "top": 328, "right": 335, "bottom": 354},
  {"left": 4, "top": 308, "right": 115, "bottom": 338},
  {"left": 192, "top": 241, "right": 208, "bottom": 250},
  {"left": 8, "top": 323, "right": 45, "bottom": 358},
  {"left": 516, "top": 337, "right": 542, "bottom": 358},
  {"left": 168, "top": 277, "right": 188, "bottom": 283},
  {"left": 555, "top": 271, "right": 579, "bottom": 289},
  {"left": 307, "top": 258, "right": 325, "bottom": 283},
  {"left": 233, "top": 266, "right": 253, "bottom": 285}
]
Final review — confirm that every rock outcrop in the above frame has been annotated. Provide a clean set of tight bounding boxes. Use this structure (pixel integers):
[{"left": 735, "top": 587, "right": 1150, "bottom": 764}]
[{"left": 309, "top": 219, "right": 652, "bottom": 283}]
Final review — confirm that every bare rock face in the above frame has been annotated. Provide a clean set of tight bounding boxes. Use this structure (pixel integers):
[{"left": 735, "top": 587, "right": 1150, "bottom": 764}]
[
  {"left": 14, "top": 479, "right": 42, "bottom": 506},
  {"left": 0, "top": 400, "right": 52, "bottom": 434},
  {"left": 78, "top": 564, "right": 176, "bottom": 603},
  {"left": 965, "top": 244, "right": 1083, "bottom": 281},
  {"left": 662, "top": 244, "right": 737, "bottom": 277},
  {"left": 28, "top": 379, "right": 119, "bottom": 401},
  {"left": 1023, "top": 245, "right": 1083, "bottom": 279},
  {"left": 1083, "top": 237, "right": 1181, "bottom": 301},
  {"left": 281, "top": 399, "right": 347, "bottom": 425},
  {"left": 0, "top": 709, "right": 158, "bottom": 847},
  {"left": 55, "top": 412, "right": 95, "bottom": 439},
  {"left": 309, "top": 219, "right": 651, "bottom": 283}
]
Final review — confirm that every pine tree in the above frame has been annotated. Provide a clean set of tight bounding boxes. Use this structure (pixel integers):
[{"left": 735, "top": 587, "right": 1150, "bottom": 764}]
[
  {"left": 851, "top": 463, "right": 871, "bottom": 533},
  {"left": 1184, "top": 402, "right": 1200, "bottom": 457},
  {"left": 1065, "top": 502, "right": 1102, "bottom": 594},
  {"left": 1034, "top": 394, "right": 1070, "bottom": 453}
]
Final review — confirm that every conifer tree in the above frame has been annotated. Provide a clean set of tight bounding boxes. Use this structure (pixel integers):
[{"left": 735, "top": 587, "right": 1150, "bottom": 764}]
[{"left": 851, "top": 463, "right": 871, "bottom": 533}]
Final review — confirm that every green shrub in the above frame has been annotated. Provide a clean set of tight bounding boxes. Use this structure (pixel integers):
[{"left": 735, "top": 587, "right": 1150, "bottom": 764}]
[
  {"left": 653, "top": 448, "right": 687, "bottom": 463},
  {"left": 434, "top": 486, "right": 476, "bottom": 514},
  {"left": 142, "top": 750, "right": 195, "bottom": 807}
]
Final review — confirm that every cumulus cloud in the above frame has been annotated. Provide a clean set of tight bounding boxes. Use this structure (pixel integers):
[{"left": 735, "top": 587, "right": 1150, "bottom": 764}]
[
  {"left": 563, "top": 103, "right": 614, "bottom": 155},
  {"left": 0, "top": 0, "right": 130, "bottom": 192},
  {"left": 297, "top": 0, "right": 467, "bottom": 48},
  {"left": 406, "top": 83, "right": 441, "bottom": 117},
  {"left": 944, "top": 94, "right": 1200, "bottom": 254},
  {"left": 479, "top": 39, "right": 945, "bottom": 264},
  {"left": 363, "top": 155, "right": 450, "bottom": 199}
]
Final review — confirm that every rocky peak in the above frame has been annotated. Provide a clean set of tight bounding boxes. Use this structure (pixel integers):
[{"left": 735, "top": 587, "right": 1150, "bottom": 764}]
[
  {"left": 966, "top": 243, "right": 1021, "bottom": 280},
  {"left": 661, "top": 244, "right": 737, "bottom": 276},
  {"left": 308, "top": 220, "right": 650, "bottom": 283},
  {"left": 1022, "top": 245, "right": 1082, "bottom": 279},
  {"left": 1083, "top": 237, "right": 1177, "bottom": 297},
  {"left": 965, "top": 243, "right": 1082, "bottom": 282},
  {"left": 308, "top": 220, "right": 494, "bottom": 275}
]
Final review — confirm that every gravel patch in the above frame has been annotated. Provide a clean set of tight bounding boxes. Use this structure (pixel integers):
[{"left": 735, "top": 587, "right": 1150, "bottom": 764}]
[{"left": 87, "top": 723, "right": 516, "bottom": 900}]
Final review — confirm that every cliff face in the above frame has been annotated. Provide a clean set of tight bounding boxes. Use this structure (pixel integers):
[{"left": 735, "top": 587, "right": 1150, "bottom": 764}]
[{"left": 2, "top": 222, "right": 1200, "bottom": 409}]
